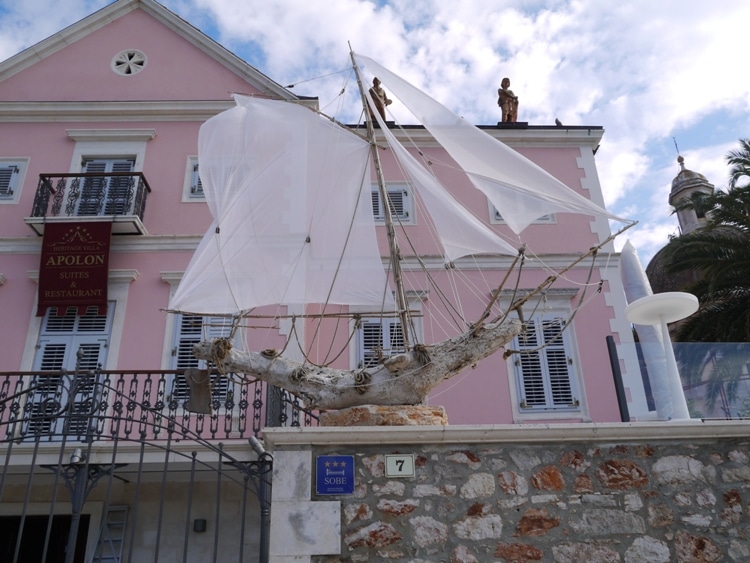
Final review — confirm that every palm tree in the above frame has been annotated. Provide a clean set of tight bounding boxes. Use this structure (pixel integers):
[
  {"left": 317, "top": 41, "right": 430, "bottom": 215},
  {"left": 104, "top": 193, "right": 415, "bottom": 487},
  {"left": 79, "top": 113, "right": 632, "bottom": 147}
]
[
  {"left": 661, "top": 139, "right": 750, "bottom": 342},
  {"left": 726, "top": 138, "right": 750, "bottom": 189}
]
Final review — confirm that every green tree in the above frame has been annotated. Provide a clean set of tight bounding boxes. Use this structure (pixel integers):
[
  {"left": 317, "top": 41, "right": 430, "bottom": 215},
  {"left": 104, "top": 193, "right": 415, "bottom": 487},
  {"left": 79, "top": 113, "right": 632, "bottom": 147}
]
[
  {"left": 726, "top": 138, "right": 750, "bottom": 189},
  {"left": 662, "top": 139, "right": 750, "bottom": 342}
]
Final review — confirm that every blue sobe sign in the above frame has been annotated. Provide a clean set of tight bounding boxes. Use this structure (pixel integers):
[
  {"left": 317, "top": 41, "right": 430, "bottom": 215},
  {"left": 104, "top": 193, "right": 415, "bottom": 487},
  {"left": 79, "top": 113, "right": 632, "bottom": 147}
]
[{"left": 316, "top": 455, "right": 355, "bottom": 495}]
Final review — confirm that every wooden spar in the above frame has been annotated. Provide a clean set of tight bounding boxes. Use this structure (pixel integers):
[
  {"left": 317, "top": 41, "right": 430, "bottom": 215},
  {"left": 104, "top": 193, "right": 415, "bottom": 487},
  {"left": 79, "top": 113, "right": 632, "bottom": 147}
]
[
  {"left": 348, "top": 47, "right": 412, "bottom": 349},
  {"left": 194, "top": 317, "right": 523, "bottom": 410}
]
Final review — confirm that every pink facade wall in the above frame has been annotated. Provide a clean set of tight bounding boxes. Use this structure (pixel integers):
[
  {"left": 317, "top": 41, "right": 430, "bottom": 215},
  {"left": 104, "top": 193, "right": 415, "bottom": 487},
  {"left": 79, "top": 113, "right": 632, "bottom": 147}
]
[{"left": 0, "top": 3, "right": 631, "bottom": 425}]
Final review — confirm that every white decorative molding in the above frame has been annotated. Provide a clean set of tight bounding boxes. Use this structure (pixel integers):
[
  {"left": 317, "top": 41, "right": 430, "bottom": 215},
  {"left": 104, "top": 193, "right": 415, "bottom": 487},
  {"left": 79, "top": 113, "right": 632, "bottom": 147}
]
[
  {"left": 160, "top": 271, "right": 184, "bottom": 285},
  {"left": 28, "top": 269, "right": 139, "bottom": 283},
  {"left": 66, "top": 128, "right": 156, "bottom": 142},
  {"left": 0, "top": 101, "right": 234, "bottom": 122},
  {"left": 0, "top": 235, "right": 206, "bottom": 254},
  {"left": 263, "top": 420, "right": 750, "bottom": 449}
]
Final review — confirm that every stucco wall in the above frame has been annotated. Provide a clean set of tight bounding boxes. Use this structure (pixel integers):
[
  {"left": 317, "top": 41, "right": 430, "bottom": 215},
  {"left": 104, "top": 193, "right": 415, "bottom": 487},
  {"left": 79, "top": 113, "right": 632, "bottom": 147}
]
[{"left": 265, "top": 422, "right": 750, "bottom": 562}]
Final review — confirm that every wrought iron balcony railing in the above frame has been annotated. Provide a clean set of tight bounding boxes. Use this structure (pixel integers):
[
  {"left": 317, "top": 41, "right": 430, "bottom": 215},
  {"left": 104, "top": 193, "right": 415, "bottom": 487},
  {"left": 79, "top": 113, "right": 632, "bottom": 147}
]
[
  {"left": 0, "top": 369, "right": 317, "bottom": 444},
  {"left": 27, "top": 172, "right": 152, "bottom": 234}
]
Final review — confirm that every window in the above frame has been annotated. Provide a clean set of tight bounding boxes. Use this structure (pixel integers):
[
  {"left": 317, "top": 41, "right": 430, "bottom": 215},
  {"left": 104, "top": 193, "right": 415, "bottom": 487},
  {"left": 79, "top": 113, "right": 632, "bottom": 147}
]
[
  {"left": 170, "top": 315, "right": 233, "bottom": 402},
  {"left": 78, "top": 158, "right": 136, "bottom": 215},
  {"left": 511, "top": 314, "right": 580, "bottom": 411},
  {"left": 27, "top": 305, "right": 114, "bottom": 437},
  {"left": 357, "top": 317, "right": 406, "bottom": 368},
  {"left": 354, "top": 293, "right": 424, "bottom": 369},
  {"left": 372, "top": 184, "right": 412, "bottom": 223},
  {"left": 491, "top": 205, "right": 554, "bottom": 224},
  {"left": 182, "top": 157, "right": 205, "bottom": 201},
  {"left": 0, "top": 159, "right": 28, "bottom": 203}
]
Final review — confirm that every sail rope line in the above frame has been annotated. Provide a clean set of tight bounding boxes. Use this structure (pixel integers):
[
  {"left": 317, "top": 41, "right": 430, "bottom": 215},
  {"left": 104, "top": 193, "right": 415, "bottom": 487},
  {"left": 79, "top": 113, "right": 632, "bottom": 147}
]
[
  {"left": 303, "top": 127, "right": 393, "bottom": 365},
  {"left": 373, "top": 123, "right": 505, "bottom": 333},
  {"left": 377, "top": 107, "right": 530, "bottom": 330}
]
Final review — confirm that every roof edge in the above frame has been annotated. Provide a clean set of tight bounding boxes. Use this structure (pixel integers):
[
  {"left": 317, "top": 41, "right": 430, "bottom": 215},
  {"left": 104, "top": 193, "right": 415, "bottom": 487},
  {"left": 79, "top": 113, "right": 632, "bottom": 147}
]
[{"left": 0, "top": 0, "right": 297, "bottom": 101}]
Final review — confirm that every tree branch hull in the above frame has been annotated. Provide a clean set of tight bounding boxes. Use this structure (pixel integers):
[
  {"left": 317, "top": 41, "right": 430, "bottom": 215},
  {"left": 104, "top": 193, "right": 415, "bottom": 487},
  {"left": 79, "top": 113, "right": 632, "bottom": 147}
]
[{"left": 193, "top": 318, "right": 523, "bottom": 410}]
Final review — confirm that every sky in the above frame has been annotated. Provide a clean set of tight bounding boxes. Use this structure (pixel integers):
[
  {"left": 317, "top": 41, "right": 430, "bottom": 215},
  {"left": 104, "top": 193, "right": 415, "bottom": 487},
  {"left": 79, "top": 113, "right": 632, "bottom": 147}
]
[{"left": 1, "top": 0, "right": 748, "bottom": 265}]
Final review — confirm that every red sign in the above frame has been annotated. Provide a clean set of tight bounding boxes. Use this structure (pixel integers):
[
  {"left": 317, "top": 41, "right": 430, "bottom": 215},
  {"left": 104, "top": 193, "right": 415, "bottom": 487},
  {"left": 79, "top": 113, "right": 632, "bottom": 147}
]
[{"left": 38, "top": 222, "right": 112, "bottom": 316}]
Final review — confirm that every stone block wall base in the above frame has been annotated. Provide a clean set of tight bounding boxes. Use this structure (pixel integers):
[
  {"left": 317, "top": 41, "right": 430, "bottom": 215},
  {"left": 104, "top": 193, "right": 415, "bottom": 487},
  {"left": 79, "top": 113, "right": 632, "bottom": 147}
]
[{"left": 319, "top": 404, "right": 448, "bottom": 426}]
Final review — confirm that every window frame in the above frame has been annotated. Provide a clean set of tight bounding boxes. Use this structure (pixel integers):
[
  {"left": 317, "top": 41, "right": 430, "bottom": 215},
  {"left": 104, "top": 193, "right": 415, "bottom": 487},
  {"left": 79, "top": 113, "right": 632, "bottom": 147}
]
[
  {"left": 26, "top": 303, "right": 115, "bottom": 438},
  {"left": 351, "top": 292, "right": 425, "bottom": 370},
  {"left": 372, "top": 183, "right": 413, "bottom": 224},
  {"left": 489, "top": 203, "right": 556, "bottom": 225},
  {"left": 182, "top": 156, "right": 204, "bottom": 202},
  {"left": 169, "top": 314, "right": 235, "bottom": 403},
  {"left": 502, "top": 292, "right": 589, "bottom": 421},
  {"left": 512, "top": 313, "right": 580, "bottom": 412}
]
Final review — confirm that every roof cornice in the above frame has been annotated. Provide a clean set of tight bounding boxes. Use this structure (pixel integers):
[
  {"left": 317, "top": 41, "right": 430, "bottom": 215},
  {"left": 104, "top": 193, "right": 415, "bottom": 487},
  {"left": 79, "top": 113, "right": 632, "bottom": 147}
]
[
  {"left": 0, "top": 100, "right": 234, "bottom": 122},
  {"left": 0, "top": 0, "right": 296, "bottom": 101}
]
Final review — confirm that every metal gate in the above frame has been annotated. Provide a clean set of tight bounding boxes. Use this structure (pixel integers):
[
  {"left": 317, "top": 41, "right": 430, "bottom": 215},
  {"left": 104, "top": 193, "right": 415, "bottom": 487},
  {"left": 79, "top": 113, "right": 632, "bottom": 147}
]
[{"left": 0, "top": 355, "right": 315, "bottom": 562}]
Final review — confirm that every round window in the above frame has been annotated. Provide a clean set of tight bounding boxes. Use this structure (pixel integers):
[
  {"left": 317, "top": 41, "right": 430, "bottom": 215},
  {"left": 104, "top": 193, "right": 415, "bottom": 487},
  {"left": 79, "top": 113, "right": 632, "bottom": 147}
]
[{"left": 111, "top": 50, "right": 147, "bottom": 76}]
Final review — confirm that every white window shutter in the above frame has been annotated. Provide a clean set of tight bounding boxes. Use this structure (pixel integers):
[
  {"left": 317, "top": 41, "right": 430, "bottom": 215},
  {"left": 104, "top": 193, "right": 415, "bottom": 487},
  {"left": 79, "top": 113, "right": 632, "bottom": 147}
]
[
  {"left": 358, "top": 317, "right": 406, "bottom": 369},
  {"left": 29, "top": 306, "right": 113, "bottom": 437},
  {"left": 0, "top": 163, "right": 20, "bottom": 198},
  {"left": 171, "top": 315, "right": 232, "bottom": 400},
  {"left": 515, "top": 315, "right": 577, "bottom": 410},
  {"left": 190, "top": 161, "right": 204, "bottom": 197}
]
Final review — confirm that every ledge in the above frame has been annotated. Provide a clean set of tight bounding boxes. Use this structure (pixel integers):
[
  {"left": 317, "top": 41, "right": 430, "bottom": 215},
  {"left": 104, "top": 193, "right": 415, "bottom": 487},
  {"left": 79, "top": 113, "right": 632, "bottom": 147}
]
[
  {"left": 262, "top": 419, "right": 750, "bottom": 450},
  {"left": 25, "top": 215, "right": 148, "bottom": 236}
]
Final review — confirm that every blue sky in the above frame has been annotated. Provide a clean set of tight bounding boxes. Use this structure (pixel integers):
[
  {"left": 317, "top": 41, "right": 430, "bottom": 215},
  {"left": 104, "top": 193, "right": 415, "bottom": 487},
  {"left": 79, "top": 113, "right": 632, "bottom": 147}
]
[{"left": 1, "top": 0, "right": 748, "bottom": 265}]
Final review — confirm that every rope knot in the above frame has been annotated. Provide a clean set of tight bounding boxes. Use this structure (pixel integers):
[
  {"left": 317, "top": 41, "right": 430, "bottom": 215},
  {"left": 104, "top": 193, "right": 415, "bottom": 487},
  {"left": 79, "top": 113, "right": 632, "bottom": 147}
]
[
  {"left": 354, "top": 369, "right": 371, "bottom": 394},
  {"left": 413, "top": 343, "right": 431, "bottom": 366},
  {"left": 211, "top": 338, "right": 232, "bottom": 361}
]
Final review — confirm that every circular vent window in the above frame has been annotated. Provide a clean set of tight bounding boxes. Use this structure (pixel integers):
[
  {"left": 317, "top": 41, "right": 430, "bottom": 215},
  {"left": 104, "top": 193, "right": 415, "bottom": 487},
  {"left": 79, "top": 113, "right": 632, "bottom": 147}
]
[{"left": 111, "top": 50, "right": 147, "bottom": 76}]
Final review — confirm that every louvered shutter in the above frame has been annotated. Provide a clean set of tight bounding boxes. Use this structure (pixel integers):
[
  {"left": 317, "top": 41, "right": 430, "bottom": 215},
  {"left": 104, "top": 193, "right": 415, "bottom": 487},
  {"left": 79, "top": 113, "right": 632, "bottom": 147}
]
[
  {"left": 171, "top": 315, "right": 232, "bottom": 401},
  {"left": 104, "top": 160, "right": 136, "bottom": 215},
  {"left": 79, "top": 158, "right": 135, "bottom": 215},
  {"left": 28, "top": 306, "right": 112, "bottom": 437},
  {"left": 514, "top": 315, "right": 577, "bottom": 410},
  {"left": 190, "top": 161, "right": 203, "bottom": 197},
  {"left": 358, "top": 317, "right": 405, "bottom": 368},
  {"left": 372, "top": 186, "right": 409, "bottom": 221},
  {"left": 79, "top": 160, "right": 108, "bottom": 215},
  {"left": 0, "top": 163, "right": 20, "bottom": 198}
]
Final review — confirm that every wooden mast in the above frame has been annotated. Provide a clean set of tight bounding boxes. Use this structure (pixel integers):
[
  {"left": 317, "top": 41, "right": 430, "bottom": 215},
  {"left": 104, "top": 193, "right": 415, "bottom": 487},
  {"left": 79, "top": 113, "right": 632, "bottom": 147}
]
[{"left": 349, "top": 47, "right": 412, "bottom": 349}]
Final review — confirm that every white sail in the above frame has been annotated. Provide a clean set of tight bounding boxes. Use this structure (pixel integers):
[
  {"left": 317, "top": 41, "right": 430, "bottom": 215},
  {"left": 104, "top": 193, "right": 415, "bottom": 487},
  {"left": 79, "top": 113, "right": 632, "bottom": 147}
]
[
  {"left": 362, "top": 84, "right": 520, "bottom": 261},
  {"left": 170, "top": 95, "right": 394, "bottom": 315},
  {"left": 356, "top": 54, "right": 628, "bottom": 234}
]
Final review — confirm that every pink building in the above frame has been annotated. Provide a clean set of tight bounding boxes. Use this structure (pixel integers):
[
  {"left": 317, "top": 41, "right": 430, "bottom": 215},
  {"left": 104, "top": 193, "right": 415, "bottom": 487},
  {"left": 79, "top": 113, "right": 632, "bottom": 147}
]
[{"left": 0, "top": 0, "right": 647, "bottom": 560}]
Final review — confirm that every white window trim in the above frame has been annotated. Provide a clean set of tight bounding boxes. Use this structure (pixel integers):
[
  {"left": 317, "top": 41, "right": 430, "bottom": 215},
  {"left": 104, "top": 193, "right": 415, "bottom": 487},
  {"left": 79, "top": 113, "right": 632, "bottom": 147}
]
[
  {"left": 372, "top": 182, "right": 414, "bottom": 224},
  {"left": 182, "top": 156, "right": 204, "bottom": 202},
  {"left": 489, "top": 203, "right": 556, "bottom": 225},
  {"left": 21, "top": 270, "right": 138, "bottom": 371},
  {"left": 501, "top": 290, "right": 589, "bottom": 422},
  {"left": 66, "top": 129, "right": 154, "bottom": 175},
  {"left": 0, "top": 157, "right": 29, "bottom": 204}
]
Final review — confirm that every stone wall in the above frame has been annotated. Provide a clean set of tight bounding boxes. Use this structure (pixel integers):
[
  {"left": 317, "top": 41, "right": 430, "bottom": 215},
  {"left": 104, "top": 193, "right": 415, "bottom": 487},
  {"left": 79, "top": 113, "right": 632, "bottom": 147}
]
[{"left": 264, "top": 422, "right": 750, "bottom": 562}]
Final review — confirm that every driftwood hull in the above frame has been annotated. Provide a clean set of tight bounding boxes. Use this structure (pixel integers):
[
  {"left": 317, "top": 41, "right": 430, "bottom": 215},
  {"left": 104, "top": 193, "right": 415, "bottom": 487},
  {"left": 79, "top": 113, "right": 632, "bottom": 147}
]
[{"left": 193, "top": 318, "right": 523, "bottom": 410}]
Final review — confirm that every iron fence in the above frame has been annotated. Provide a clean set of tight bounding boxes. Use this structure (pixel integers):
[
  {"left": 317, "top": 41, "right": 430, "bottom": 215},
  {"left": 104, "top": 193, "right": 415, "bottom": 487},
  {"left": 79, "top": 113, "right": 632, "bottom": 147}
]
[
  {"left": 0, "top": 369, "right": 317, "bottom": 444},
  {"left": 31, "top": 173, "right": 151, "bottom": 220}
]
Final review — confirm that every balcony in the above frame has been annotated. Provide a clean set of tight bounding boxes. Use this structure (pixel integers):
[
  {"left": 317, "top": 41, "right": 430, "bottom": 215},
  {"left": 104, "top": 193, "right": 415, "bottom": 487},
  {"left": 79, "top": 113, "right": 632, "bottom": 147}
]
[
  {"left": 0, "top": 369, "right": 317, "bottom": 443},
  {"left": 26, "top": 172, "right": 152, "bottom": 235}
]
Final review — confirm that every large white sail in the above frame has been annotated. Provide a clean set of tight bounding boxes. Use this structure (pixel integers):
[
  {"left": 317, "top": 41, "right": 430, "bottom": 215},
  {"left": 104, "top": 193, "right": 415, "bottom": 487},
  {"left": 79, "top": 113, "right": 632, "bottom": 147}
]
[
  {"left": 356, "top": 54, "right": 628, "bottom": 235},
  {"left": 170, "top": 95, "right": 394, "bottom": 315},
  {"left": 362, "top": 81, "right": 520, "bottom": 261}
]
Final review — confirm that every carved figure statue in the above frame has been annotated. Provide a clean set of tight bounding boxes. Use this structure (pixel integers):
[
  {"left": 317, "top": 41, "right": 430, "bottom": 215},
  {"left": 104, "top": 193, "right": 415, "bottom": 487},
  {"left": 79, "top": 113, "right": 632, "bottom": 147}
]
[
  {"left": 368, "top": 77, "right": 392, "bottom": 121},
  {"left": 497, "top": 77, "right": 519, "bottom": 123}
]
